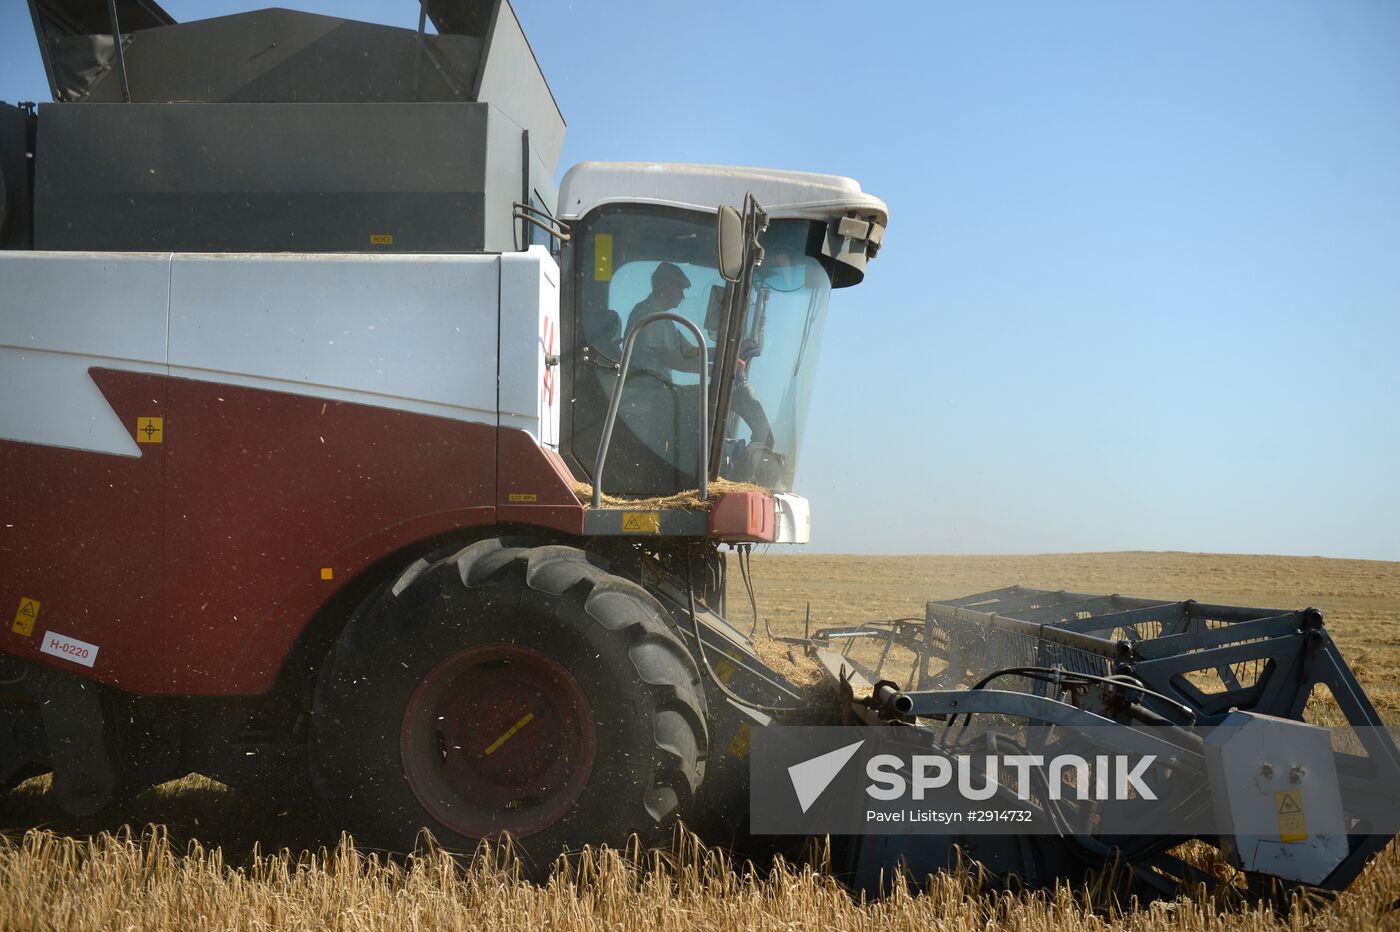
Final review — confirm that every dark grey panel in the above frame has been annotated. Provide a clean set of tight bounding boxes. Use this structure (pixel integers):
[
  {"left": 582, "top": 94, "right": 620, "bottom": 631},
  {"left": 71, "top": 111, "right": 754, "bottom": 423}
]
[
  {"left": 582, "top": 509, "right": 709, "bottom": 537},
  {"left": 0, "top": 104, "right": 35, "bottom": 250},
  {"left": 34, "top": 102, "right": 496, "bottom": 253},
  {"left": 473, "top": 0, "right": 564, "bottom": 171},
  {"left": 26, "top": 1, "right": 565, "bottom": 177}
]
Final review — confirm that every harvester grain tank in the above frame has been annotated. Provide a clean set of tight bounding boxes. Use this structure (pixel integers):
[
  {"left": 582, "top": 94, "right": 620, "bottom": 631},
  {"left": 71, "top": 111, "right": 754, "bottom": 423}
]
[{"left": 1, "top": 0, "right": 1395, "bottom": 903}]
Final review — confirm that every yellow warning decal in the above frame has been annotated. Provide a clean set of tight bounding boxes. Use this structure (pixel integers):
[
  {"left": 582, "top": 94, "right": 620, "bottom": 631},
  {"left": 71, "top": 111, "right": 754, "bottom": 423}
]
[
  {"left": 320, "top": 567, "right": 334, "bottom": 581},
  {"left": 484, "top": 711, "right": 535, "bottom": 756},
  {"left": 594, "top": 232, "right": 613, "bottom": 281},
  {"left": 12, "top": 597, "right": 39, "bottom": 638},
  {"left": 712, "top": 657, "right": 737, "bottom": 684},
  {"left": 1275, "top": 789, "right": 1307, "bottom": 843},
  {"left": 727, "top": 723, "right": 752, "bottom": 758},
  {"left": 136, "top": 417, "right": 163, "bottom": 444},
  {"left": 508, "top": 493, "right": 538, "bottom": 503},
  {"left": 369, "top": 234, "right": 394, "bottom": 245},
  {"left": 622, "top": 512, "right": 661, "bottom": 534}
]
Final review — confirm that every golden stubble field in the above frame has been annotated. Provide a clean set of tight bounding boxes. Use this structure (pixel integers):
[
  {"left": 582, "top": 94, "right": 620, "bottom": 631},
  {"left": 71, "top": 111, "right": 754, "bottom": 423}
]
[
  {"left": 2, "top": 551, "right": 1398, "bottom": 930},
  {"left": 749, "top": 551, "right": 1400, "bottom": 722}
]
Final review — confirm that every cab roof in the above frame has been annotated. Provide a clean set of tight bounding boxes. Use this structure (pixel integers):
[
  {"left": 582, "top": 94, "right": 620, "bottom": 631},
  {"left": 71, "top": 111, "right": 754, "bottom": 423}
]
[{"left": 558, "top": 161, "right": 888, "bottom": 228}]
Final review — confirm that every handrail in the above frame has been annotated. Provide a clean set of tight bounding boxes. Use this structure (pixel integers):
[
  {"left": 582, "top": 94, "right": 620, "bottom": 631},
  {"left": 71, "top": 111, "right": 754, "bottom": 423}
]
[
  {"left": 591, "top": 313, "right": 708, "bottom": 508},
  {"left": 513, "top": 203, "right": 571, "bottom": 244}
]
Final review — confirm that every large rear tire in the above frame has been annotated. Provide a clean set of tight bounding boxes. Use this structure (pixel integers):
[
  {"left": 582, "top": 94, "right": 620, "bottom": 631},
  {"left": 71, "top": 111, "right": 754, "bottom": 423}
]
[{"left": 309, "top": 540, "right": 708, "bottom": 876}]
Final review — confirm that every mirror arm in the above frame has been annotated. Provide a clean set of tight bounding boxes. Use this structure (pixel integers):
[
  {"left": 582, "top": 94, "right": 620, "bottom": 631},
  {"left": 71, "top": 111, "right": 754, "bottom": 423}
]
[{"left": 708, "top": 194, "right": 768, "bottom": 478}]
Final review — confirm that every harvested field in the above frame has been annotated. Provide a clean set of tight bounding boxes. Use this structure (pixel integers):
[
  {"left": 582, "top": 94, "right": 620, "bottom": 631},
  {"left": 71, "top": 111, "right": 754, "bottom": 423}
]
[
  {"left": 2, "top": 551, "right": 1398, "bottom": 930},
  {"left": 746, "top": 551, "right": 1400, "bottom": 725}
]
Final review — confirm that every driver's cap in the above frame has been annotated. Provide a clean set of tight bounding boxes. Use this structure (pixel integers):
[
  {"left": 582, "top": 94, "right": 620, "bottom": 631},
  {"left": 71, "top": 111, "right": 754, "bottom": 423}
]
[{"left": 653, "top": 261, "right": 692, "bottom": 290}]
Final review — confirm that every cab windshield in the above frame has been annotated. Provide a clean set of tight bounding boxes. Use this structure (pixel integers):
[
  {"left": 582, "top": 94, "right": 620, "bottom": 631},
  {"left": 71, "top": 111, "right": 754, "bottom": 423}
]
[{"left": 568, "top": 205, "right": 830, "bottom": 495}]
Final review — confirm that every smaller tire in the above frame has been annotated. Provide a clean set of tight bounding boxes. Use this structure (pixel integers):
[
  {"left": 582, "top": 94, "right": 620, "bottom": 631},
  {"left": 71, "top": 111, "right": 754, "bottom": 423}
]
[{"left": 310, "top": 539, "right": 708, "bottom": 876}]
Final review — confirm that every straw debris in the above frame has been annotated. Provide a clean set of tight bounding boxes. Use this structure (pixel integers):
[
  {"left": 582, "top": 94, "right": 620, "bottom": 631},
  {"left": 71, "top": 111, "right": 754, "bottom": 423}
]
[
  {"left": 572, "top": 478, "right": 769, "bottom": 511},
  {"left": 752, "top": 638, "right": 826, "bottom": 687}
]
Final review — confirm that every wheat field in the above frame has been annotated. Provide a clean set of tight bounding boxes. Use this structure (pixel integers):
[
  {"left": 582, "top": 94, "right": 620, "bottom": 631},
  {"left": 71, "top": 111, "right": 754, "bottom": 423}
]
[{"left": 2, "top": 551, "right": 1398, "bottom": 930}]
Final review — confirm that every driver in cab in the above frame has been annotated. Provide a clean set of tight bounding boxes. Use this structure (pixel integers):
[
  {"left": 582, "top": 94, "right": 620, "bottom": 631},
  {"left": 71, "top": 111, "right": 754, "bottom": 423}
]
[
  {"left": 624, "top": 259, "right": 776, "bottom": 479},
  {"left": 626, "top": 262, "right": 700, "bottom": 377}
]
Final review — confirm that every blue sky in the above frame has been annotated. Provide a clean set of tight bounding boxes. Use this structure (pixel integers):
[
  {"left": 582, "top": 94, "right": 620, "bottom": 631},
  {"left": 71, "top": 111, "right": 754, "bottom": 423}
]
[{"left": 3, "top": 1, "right": 1397, "bottom": 559}]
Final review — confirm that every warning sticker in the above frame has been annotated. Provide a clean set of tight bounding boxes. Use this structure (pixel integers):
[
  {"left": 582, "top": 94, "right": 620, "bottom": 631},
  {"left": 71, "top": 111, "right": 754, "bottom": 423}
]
[
  {"left": 712, "top": 657, "right": 737, "bottom": 684},
  {"left": 508, "top": 493, "right": 538, "bottom": 503},
  {"left": 1275, "top": 789, "right": 1307, "bottom": 843},
  {"left": 39, "top": 631, "right": 99, "bottom": 668},
  {"left": 12, "top": 597, "right": 39, "bottom": 637},
  {"left": 622, "top": 512, "right": 661, "bottom": 534},
  {"left": 728, "top": 723, "right": 752, "bottom": 758},
  {"left": 369, "top": 234, "right": 394, "bottom": 245},
  {"left": 136, "top": 416, "right": 163, "bottom": 443}
]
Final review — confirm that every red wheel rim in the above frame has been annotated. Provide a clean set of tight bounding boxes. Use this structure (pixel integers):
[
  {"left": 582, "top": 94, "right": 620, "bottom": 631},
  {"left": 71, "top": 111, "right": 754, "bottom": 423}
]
[{"left": 400, "top": 644, "right": 596, "bottom": 839}]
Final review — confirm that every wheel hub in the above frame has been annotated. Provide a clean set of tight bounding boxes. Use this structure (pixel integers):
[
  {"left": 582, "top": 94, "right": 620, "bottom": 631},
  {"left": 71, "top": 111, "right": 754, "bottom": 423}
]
[{"left": 400, "top": 643, "right": 596, "bottom": 839}]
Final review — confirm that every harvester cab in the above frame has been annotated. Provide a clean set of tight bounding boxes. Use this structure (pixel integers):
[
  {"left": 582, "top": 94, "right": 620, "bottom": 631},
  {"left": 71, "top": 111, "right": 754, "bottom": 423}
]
[{"left": 557, "top": 163, "right": 885, "bottom": 520}]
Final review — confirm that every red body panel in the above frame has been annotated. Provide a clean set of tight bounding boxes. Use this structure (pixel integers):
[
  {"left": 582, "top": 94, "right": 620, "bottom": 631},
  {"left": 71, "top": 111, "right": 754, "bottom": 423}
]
[
  {"left": 707, "top": 491, "right": 776, "bottom": 543},
  {"left": 496, "top": 428, "right": 586, "bottom": 535},
  {"left": 0, "top": 370, "right": 167, "bottom": 692},
  {"left": 1, "top": 370, "right": 586, "bottom": 696}
]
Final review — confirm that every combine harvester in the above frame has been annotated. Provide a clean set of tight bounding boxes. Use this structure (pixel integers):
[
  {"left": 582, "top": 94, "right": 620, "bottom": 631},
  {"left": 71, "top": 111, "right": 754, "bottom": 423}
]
[{"left": 2, "top": 0, "right": 1395, "bottom": 903}]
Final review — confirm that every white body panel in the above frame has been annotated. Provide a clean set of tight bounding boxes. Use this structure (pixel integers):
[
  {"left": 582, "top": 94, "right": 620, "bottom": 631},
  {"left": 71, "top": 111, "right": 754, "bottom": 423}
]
[
  {"left": 498, "top": 249, "right": 562, "bottom": 446},
  {"left": 0, "top": 247, "right": 563, "bottom": 453},
  {"left": 1204, "top": 711, "right": 1348, "bottom": 884},
  {"left": 0, "top": 252, "right": 170, "bottom": 457},
  {"left": 168, "top": 252, "right": 500, "bottom": 423},
  {"left": 773, "top": 493, "right": 812, "bottom": 545}
]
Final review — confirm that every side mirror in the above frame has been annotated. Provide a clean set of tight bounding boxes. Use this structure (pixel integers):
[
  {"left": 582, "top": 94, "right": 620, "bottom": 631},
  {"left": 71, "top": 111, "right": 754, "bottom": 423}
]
[{"left": 717, "top": 204, "right": 743, "bottom": 282}]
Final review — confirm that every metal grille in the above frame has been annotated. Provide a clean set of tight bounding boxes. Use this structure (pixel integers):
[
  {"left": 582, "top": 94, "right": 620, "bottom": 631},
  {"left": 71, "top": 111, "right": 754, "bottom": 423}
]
[{"left": 928, "top": 610, "right": 1112, "bottom": 691}]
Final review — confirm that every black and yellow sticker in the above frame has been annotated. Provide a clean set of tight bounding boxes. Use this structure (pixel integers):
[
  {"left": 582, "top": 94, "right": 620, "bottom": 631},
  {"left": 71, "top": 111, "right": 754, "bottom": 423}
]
[
  {"left": 622, "top": 512, "right": 660, "bottom": 534},
  {"left": 727, "top": 723, "right": 752, "bottom": 758},
  {"left": 136, "top": 417, "right": 163, "bottom": 443},
  {"left": 712, "top": 657, "right": 737, "bottom": 684},
  {"left": 12, "top": 597, "right": 39, "bottom": 638},
  {"left": 1275, "top": 789, "right": 1307, "bottom": 843},
  {"left": 369, "top": 234, "right": 395, "bottom": 246}
]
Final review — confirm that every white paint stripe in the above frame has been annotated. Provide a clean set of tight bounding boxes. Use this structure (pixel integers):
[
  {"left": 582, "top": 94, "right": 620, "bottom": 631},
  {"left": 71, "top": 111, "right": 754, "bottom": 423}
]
[{"left": 0, "top": 351, "right": 150, "bottom": 457}]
